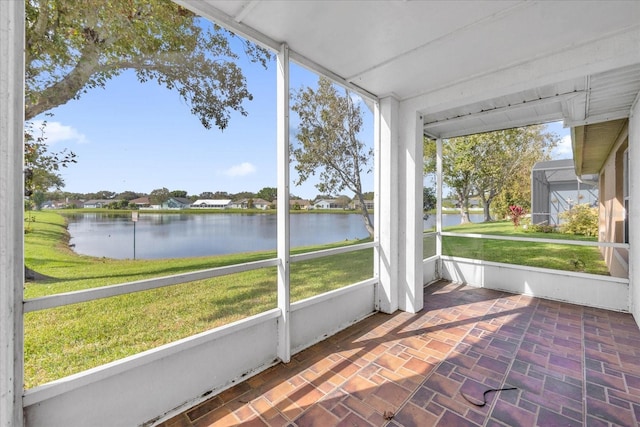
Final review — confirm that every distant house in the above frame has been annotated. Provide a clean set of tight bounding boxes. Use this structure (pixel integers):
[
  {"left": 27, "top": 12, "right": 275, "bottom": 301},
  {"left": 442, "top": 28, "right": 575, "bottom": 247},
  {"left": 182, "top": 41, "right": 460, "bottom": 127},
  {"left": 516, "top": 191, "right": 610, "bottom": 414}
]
[
  {"left": 62, "top": 199, "right": 84, "bottom": 209},
  {"left": 290, "top": 199, "right": 311, "bottom": 210},
  {"left": 161, "top": 197, "right": 192, "bottom": 210},
  {"left": 349, "top": 199, "right": 374, "bottom": 210},
  {"left": 191, "top": 199, "right": 231, "bottom": 209},
  {"left": 40, "top": 200, "right": 56, "bottom": 209},
  {"left": 314, "top": 199, "right": 348, "bottom": 210},
  {"left": 229, "top": 198, "right": 271, "bottom": 209},
  {"left": 130, "top": 197, "right": 150, "bottom": 208},
  {"left": 84, "top": 199, "right": 119, "bottom": 208},
  {"left": 252, "top": 198, "right": 271, "bottom": 210}
]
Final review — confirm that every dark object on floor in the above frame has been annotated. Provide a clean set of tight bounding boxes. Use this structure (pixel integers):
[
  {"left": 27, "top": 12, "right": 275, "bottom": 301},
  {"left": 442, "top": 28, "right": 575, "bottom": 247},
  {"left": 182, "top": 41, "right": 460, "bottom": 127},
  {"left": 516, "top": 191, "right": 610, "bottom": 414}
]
[{"left": 461, "top": 387, "right": 518, "bottom": 407}]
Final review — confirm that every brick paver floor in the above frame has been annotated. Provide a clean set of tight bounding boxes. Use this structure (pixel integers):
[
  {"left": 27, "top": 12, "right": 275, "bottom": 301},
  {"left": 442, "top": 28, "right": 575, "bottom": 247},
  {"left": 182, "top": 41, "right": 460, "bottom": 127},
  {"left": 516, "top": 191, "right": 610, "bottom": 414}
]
[{"left": 157, "top": 280, "right": 640, "bottom": 426}]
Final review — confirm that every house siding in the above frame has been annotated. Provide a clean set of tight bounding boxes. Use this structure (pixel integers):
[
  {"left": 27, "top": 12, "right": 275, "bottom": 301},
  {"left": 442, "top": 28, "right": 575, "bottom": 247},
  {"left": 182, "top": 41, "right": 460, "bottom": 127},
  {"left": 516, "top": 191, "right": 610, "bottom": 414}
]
[{"left": 599, "top": 122, "right": 629, "bottom": 279}]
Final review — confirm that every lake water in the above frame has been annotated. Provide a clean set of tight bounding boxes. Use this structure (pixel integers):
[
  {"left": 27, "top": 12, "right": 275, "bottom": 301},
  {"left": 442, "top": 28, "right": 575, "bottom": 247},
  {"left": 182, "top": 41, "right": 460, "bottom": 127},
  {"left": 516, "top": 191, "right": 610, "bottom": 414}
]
[{"left": 66, "top": 212, "right": 483, "bottom": 259}]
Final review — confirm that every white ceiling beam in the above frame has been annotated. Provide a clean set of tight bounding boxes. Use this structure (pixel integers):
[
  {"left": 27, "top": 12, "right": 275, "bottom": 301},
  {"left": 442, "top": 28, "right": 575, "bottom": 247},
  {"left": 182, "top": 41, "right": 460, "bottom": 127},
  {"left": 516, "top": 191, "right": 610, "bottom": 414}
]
[
  {"left": 404, "top": 26, "right": 640, "bottom": 116},
  {"left": 233, "top": 1, "right": 259, "bottom": 24},
  {"left": 175, "top": 0, "right": 280, "bottom": 50},
  {"left": 424, "top": 92, "right": 582, "bottom": 128}
]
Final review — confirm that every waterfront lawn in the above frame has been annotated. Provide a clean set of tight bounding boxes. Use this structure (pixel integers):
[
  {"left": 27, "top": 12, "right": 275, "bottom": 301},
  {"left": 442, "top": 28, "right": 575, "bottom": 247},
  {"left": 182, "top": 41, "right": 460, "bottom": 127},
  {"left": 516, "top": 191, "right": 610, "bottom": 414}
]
[{"left": 24, "top": 211, "right": 372, "bottom": 388}]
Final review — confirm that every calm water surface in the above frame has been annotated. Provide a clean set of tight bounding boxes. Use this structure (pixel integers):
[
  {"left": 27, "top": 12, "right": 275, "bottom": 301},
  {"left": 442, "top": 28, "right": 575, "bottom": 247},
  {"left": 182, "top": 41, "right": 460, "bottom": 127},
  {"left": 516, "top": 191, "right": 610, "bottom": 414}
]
[{"left": 66, "top": 212, "right": 482, "bottom": 259}]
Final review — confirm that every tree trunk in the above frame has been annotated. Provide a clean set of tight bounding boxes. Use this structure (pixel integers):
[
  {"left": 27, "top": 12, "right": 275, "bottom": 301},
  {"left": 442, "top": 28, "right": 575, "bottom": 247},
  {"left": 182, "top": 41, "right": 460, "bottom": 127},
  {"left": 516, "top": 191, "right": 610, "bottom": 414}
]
[
  {"left": 355, "top": 192, "right": 374, "bottom": 238},
  {"left": 482, "top": 199, "right": 492, "bottom": 222},
  {"left": 458, "top": 193, "right": 471, "bottom": 224}
]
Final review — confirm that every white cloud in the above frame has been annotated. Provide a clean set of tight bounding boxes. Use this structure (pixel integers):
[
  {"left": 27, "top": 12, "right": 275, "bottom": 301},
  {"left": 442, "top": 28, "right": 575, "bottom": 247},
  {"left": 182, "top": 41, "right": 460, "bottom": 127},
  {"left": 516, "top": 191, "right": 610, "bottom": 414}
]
[
  {"left": 221, "top": 162, "right": 257, "bottom": 177},
  {"left": 552, "top": 134, "right": 573, "bottom": 159},
  {"left": 30, "top": 120, "right": 88, "bottom": 145}
]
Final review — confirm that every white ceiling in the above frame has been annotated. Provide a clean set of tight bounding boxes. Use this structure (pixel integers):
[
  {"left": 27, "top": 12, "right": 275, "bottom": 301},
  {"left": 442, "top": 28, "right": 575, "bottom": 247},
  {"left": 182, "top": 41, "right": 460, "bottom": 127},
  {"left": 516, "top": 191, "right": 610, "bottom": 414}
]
[{"left": 180, "top": 1, "right": 640, "bottom": 142}]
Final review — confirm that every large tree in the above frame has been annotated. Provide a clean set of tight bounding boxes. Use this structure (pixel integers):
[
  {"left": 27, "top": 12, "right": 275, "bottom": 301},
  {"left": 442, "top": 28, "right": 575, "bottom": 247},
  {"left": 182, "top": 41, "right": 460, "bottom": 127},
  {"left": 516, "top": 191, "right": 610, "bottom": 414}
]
[
  {"left": 149, "top": 187, "right": 170, "bottom": 205},
  {"left": 25, "top": 0, "right": 269, "bottom": 126},
  {"left": 23, "top": 0, "right": 270, "bottom": 201},
  {"left": 291, "top": 78, "right": 374, "bottom": 237},
  {"left": 473, "top": 126, "right": 557, "bottom": 221},
  {"left": 256, "top": 186, "right": 277, "bottom": 202},
  {"left": 441, "top": 136, "right": 480, "bottom": 224},
  {"left": 424, "top": 127, "right": 557, "bottom": 223}
]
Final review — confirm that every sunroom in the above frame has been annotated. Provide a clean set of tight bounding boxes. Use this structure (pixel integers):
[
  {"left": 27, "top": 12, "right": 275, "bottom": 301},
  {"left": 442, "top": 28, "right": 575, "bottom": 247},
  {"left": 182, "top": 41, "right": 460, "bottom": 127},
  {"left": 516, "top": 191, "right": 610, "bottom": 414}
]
[{"left": 1, "top": 1, "right": 640, "bottom": 426}]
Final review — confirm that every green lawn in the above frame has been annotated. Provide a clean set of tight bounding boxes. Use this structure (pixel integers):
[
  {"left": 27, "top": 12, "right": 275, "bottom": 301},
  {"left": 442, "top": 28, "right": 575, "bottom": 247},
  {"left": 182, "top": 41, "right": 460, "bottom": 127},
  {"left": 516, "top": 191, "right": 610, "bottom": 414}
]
[
  {"left": 434, "top": 221, "right": 609, "bottom": 275},
  {"left": 24, "top": 211, "right": 372, "bottom": 388}
]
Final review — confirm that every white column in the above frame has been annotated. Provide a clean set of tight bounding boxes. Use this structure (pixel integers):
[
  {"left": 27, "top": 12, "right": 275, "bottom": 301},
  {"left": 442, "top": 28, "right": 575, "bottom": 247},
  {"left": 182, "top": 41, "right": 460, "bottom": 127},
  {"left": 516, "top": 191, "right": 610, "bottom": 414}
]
[
  {"left": 436, "top": 138, "right": 443, "bottom": 260},
  {"left": 276, "top": 43, "right": 291, "bottom": 362},
  {"left": 377, "top": 97, "right": 399, "bottom": 313},
  {"left": 0, "top": 1, "right": 25, "bottom": 426},
  {"left": 629, "top": 95, "right": 640, "bottom": 324},
  {"left": 397, "top": 106, "right": 424, "bottom": 313}
]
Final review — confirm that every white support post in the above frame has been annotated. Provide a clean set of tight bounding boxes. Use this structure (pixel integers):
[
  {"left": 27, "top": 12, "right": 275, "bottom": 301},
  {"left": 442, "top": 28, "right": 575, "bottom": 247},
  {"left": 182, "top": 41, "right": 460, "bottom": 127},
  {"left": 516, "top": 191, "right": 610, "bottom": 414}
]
[
  {"left": 436, "top": 138, "right": 443, "bottom": 262},
  {"left": 276, "top": 43, "right": 291, "bottom": 363},
  {"left": 377, "top": 97, "right": 399, "bottom": 314},
  {"left": 373, "top": 100, "right": 381, "bottom": 310},
  {"left": 0, "top": 1, "right": 25, "bottom": 426},
  {"left": 629, "top": 94, "right": 639, "bottom": 324},
  {"left": 397, "top": 107, "right": 424, "bottom": 313}
]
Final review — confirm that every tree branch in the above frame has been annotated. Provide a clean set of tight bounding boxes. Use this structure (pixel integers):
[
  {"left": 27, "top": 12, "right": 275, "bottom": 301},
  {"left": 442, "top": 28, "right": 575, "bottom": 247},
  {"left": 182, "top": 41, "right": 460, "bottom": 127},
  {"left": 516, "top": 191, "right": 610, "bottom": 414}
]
[{"left": 26, "top": 41, "right": 102, "bottom": 120}]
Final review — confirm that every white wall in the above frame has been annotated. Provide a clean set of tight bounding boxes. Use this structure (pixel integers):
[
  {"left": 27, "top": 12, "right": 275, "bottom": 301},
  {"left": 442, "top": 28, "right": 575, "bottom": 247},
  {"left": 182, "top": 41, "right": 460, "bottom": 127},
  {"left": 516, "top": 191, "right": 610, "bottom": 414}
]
[
  {"left": 290, "top": 280, "right": 376, "bottom": 354},
  {"left": 422, "top": 256, "right": 438, "bottom": 285},
  {"left": 441, "top": 257, "right": 629, "bottom": 312}
]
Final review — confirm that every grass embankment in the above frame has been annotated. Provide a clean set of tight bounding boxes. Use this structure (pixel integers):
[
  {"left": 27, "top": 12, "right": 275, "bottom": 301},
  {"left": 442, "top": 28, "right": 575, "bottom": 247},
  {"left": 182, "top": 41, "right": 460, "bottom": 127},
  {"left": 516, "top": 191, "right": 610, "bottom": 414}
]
[
  {"left": 432, "top": 221, "right": 609, "bottom": 275},
  {"left": 24, "top": 211, "right": 372, "bottom": 388}
]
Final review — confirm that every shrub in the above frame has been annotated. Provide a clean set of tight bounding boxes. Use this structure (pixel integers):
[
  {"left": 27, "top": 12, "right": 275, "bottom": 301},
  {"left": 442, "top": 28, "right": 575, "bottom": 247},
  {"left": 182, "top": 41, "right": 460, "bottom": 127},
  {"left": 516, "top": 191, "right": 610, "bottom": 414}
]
[
  {"left": 531, "top": 224, "right": 556, "bottom": 233},
  {"left": 559, "top": 203, "right": 598, "bottom": 237},
  {"left": 522, "top": 217, "right": 556, "bottom": 233},
  {"left": 508, "top": 205, "right": 526, "bottom": 227}
]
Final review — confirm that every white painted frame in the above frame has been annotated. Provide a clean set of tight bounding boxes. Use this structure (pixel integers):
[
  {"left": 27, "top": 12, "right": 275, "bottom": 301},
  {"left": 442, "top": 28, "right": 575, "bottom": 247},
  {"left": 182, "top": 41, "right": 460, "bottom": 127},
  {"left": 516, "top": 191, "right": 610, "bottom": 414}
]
[{"left": 0, "top": 2, "right": 25, "bottom": 426}]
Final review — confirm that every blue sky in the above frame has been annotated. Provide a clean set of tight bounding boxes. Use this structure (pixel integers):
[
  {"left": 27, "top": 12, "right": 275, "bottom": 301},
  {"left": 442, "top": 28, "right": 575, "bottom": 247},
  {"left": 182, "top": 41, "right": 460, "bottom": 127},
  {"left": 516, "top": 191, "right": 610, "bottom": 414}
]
[
  {"left": 33, "top": 25, "right": 570, "bottom": 201},
  {"left": 34, "top": 52, "right": 377, "bottom": 200}
]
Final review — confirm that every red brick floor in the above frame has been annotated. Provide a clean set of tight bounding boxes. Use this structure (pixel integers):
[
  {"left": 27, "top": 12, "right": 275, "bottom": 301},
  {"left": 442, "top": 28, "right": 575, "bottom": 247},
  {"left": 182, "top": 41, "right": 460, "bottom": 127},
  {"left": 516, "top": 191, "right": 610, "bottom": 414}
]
[{"left": 157, "top": 281, "right": 640, "bottom": 427}]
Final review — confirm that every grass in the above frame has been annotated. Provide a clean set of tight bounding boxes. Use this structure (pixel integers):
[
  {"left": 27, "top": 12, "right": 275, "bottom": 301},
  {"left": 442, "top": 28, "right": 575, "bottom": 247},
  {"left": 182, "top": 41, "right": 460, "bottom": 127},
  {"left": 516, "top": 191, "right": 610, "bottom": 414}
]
[
  {"left": 24, "top": 211, "right": 372, "bottom": 388},
  {"left": 433, "top": 220, "right": 609, "bottom": 275}
]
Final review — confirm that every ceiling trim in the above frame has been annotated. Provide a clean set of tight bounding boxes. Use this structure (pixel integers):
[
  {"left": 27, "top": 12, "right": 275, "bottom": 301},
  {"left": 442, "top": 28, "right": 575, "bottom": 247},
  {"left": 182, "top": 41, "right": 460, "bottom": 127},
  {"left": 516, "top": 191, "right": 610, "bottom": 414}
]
[
  {"left": 564, "top": 109, "right": 631, "bottom": 128},
  {"left": 423, "top": 91, "right": 583, "bottom": 129}
]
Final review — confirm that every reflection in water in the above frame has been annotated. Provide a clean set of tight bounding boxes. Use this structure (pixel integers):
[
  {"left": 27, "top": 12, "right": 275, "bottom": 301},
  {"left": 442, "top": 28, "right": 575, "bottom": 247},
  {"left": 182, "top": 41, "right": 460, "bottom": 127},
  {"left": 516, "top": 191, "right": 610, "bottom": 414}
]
[{"left": 67, "top": 213, "right": 369, "bottom": 259}]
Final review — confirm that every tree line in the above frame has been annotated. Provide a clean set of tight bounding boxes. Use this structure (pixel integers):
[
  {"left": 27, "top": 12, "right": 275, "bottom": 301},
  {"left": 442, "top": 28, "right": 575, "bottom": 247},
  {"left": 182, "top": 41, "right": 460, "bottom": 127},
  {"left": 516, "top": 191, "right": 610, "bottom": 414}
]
[
  {"left": 36, "top": 187, "right": 375, "bottom": 207},
  {"left": 424, "top": 126, "right": 559, "bottom": 224}
]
